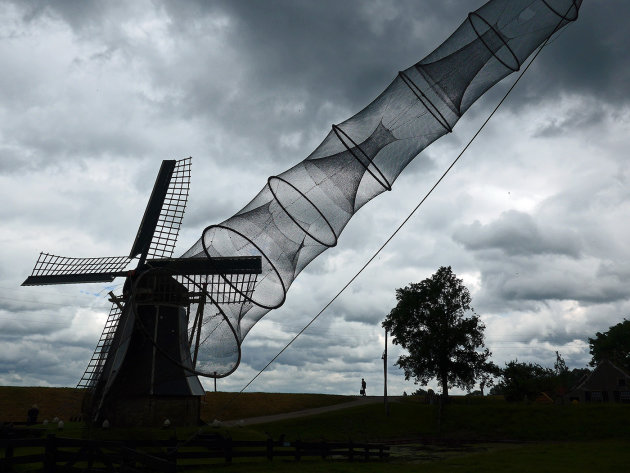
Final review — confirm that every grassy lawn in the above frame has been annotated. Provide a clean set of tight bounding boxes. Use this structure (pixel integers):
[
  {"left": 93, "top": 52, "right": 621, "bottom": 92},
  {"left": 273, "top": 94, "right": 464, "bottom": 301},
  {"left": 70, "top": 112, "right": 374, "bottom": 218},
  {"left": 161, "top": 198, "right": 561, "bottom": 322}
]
[
  {"left": 249, "top": 396, "right": 630, "bottom": 442},
  {"left": 6, "top": 440, "right": 629, "bottom": 473},
  {"left": 187, "top": 441, "right": 630, "bottom": 473},
  {"left": 3, "top": 388, "right": 630, "bottom": 471},
  {"left": 424, "top": 440, "right": 630, "bottom": 473},
  {"left": 201, "top": 391, "right": 350, "bottom": 421}
]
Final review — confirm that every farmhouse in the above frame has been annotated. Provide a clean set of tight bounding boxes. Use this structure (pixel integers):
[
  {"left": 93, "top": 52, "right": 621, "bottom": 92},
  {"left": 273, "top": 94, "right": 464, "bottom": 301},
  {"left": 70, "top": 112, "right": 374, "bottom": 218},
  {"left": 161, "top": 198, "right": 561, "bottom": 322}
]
[{"left": 566, "top": 360, "right": 630, "bottom": 403}]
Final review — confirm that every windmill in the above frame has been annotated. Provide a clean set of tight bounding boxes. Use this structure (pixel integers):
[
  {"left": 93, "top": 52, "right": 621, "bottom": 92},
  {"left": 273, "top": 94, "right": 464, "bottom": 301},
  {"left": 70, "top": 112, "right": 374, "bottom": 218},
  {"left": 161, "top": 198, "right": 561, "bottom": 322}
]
[{"left": 22, "top": 158, "right": 262, "bottom": 426}]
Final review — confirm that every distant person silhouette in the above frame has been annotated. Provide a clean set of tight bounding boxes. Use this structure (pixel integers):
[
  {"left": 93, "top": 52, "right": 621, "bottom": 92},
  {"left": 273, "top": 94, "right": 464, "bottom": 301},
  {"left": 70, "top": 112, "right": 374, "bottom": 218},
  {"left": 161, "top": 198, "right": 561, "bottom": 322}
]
[{"left": 361, "top": 378, "right": 367, "bottom": 396}]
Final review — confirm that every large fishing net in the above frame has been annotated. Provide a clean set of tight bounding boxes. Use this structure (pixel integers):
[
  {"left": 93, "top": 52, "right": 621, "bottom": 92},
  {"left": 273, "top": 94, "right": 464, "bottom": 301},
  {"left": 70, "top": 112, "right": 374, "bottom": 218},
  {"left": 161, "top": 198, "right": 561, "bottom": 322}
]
[{"left": 183, "top": 0, "right": 582, "bottom": 377}]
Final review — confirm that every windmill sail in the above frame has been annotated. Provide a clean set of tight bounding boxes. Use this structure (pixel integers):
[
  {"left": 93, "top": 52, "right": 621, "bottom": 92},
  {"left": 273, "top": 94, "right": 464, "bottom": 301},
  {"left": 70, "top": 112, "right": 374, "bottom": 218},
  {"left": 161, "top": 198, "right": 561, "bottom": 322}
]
[
  {"left": 128, "top": 160, "right": 177, "bottom": 263},
  {"left": 77, "top": 299, "right": 124, "bottom": 389},
  {"left": 146, "top": 157, "right": 191, "bottom": 259},
  {"left": 23, "top": 157, "right": 191, "bottom": 288},
  {"left": 22, "top": 253, "right": 132, "bottom": 286}
]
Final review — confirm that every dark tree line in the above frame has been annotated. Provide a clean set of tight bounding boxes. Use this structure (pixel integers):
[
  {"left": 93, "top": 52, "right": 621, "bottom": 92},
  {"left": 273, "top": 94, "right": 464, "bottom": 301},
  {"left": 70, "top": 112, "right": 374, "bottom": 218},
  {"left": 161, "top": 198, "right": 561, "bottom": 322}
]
[
  {"left": 490, "top": 352, "right": 589, "bottom": 401},
  {"left": 492, "top": 319, "right": 630, "bottom": 401}
]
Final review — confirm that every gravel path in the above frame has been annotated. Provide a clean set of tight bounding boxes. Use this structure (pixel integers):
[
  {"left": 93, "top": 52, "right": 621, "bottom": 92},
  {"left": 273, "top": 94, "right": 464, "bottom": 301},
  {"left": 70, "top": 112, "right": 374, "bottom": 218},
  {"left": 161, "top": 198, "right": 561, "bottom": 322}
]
[{"left": 221, "top": 396, "right": 400, "bottom": 427}]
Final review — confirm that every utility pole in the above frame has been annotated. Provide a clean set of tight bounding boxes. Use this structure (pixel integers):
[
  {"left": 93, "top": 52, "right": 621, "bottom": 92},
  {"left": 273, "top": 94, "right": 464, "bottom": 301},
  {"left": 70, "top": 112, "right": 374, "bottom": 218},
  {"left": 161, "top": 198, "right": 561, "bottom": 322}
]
[{"left": 383, "top": 328, "right": 389, "bottom": 416}]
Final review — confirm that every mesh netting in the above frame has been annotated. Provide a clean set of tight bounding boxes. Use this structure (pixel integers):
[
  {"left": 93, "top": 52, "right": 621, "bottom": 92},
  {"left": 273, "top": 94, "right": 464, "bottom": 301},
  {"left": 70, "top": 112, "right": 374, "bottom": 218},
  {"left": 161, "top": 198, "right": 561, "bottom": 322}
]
[{"left": 184, "top": 0, "right": 582, "bottom": 376}]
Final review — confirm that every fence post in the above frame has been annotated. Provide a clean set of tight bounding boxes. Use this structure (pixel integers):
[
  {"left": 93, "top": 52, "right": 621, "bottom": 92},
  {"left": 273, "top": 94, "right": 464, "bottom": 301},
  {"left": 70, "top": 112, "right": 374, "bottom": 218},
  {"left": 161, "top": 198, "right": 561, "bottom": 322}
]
[
  {"left": 223, "top": 437, "right": 232, "bottom": 463},
  {"left": 294, "top": 440, "right": 301, "bottom": 461},
  {"left": 122, "top": 439, "right": 135, "bottom": 470},
  {"left": 3, "top": 441, "right": 14, "bottom": 473},
  {"left": 167, "top": 437, "right": 178, "bottom": 473},
  {"left": 266, "top": 438, "right": 273, "bottom": 461},
  {"left": 44, "top": 434, "right": 57, "bottom": 473}
]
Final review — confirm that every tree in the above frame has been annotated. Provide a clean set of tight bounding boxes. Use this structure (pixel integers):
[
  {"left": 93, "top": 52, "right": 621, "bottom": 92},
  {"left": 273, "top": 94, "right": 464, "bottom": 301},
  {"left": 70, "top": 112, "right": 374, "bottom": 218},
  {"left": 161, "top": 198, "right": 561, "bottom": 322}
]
[
  {"left": 589, "top": 319, "right": 630, "bottom": 373},
  {"left": 552, "top": 351, "right": 571, "bottom": 396},
  {"left": 493, "top": 353, "right": 590, "bottom": 401},
  {"left": 382, "top": 266, "right": 491, "bottom": 398},
  {"left": 478, "top": 361, "right": 501, "bottom": 396},
  {"left": 554, "top": 351, "right": 568, "bottom": 376},
  {"left": 495, "top": 360, "right": 555, "bottom": 402}
]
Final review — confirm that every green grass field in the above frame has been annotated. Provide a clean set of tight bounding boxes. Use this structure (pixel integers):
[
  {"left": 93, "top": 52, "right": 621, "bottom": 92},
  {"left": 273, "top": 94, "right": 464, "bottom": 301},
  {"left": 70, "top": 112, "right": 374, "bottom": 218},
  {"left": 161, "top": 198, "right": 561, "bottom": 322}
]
[
  {"left": 2, "top": 387, "right": 630, "bottom": 472},
  {"left": 191, "top": 441, "right": 630, "bottom": 473},
  {"left": 201, "top": 391, "right": 349, "bottom": 421},
  {"left": 246, "top": 395, "right": 630, "bottom": 442}
]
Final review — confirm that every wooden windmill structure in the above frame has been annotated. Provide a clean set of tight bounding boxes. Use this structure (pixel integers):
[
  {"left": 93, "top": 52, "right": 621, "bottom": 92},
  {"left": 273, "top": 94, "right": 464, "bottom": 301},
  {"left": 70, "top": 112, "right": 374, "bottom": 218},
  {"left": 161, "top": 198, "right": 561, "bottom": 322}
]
[{"left": 23, "top": 158, "right": 261, "bottom": 426}]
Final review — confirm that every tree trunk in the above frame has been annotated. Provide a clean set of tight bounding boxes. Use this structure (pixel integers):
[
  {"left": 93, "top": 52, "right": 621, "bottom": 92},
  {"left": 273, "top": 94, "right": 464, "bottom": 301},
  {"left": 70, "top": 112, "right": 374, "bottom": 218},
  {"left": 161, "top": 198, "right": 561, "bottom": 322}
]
[{"left": 441, "top": 374, "right": 449, "bottom": 399}]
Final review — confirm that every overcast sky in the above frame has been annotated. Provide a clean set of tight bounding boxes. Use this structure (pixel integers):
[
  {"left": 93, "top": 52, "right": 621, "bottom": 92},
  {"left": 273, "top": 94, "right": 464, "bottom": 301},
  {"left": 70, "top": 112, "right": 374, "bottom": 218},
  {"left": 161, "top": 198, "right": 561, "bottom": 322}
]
[{"left": 1, "top": 0, "right": 629, "bottom": 398}]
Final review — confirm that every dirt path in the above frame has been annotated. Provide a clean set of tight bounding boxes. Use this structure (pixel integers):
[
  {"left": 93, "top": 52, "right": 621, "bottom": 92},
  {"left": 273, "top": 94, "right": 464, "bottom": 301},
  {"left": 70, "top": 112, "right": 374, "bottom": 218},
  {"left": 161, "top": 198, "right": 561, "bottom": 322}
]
[{"left": 222, "top": 396, "right": 399, "bottom": 427}]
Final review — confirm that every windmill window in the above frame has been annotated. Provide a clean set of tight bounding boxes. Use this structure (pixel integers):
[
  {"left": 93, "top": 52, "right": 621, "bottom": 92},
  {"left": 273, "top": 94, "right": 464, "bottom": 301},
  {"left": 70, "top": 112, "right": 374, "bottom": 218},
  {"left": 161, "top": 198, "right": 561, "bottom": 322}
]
[{"left": 620, "top": 391, "right": 630, "bottom": 402}]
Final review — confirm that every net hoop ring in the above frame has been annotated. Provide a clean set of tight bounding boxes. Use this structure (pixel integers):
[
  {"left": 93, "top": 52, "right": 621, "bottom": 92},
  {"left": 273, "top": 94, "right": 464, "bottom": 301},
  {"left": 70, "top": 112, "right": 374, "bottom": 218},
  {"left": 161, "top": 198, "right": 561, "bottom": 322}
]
[
  {"left": 178, "top": 275, "right": 242, "bottom": 378},
  {"left": 541, "top": 0, "right": 579, "bottom": 22},
  {"left": 398, "top": 70, "right": 453, "bottom": 133},
  {"left": 130, "top": 267, "right": 242, "bottom": 378},
  {"left": 468, "top": 12, "right": 520, "bottom": 73},
  {"left": 202, "top": 224, "right": 287, "bottom": 310},
  {"left": 332, "top": 124, "right": 393, "bottom": 192},
  {"left": 267, "top": 176, "right": 338, "bottom": 248}
]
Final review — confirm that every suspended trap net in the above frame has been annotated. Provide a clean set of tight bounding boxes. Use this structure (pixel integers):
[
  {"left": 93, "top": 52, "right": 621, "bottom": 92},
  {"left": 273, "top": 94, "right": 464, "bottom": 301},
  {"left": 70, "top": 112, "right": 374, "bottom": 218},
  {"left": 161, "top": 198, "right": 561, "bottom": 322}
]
[{"left": 180, "top": 0, "right": 582, "bottom": 377}]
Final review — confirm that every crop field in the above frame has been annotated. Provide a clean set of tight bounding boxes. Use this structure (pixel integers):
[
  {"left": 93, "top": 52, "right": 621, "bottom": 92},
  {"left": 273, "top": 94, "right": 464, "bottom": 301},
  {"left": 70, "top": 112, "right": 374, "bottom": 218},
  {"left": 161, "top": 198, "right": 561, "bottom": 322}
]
[{"left": 0, "top": 386, "right": 350, "bottom": 423}]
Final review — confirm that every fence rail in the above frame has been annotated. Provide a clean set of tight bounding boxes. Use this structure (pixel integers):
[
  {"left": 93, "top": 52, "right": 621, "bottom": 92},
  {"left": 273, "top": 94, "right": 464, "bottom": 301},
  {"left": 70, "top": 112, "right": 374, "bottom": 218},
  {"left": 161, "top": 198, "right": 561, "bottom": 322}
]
[{"left": 0, "top": 433, "right": 389, "bottom": 472}]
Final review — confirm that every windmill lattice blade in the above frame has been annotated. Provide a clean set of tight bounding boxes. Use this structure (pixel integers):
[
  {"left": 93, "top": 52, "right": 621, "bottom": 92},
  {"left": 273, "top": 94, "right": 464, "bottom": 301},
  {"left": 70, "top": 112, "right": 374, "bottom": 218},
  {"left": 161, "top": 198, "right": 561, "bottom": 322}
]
[
  {"left": 177, "top": 272, "right": 259, "bottom": 305},
  {"left": 77, "top": 299, "right": 125, "bottom": 390},
  {"left": 128, "top": 160, "right": 177, "bottom": 261},
  {"left": 148, "top": 157, "right": 191, "bottom": 259},
  {"left": 21, "top": 253, "right": 132, "bottom": 286}
]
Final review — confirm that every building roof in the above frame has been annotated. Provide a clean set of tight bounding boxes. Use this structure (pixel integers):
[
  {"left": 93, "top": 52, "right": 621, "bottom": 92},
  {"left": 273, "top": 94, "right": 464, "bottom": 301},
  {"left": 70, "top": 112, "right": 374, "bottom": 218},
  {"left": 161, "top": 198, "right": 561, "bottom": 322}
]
[{"left": 572, "top": 359, "right": 630, "bottom": 392}]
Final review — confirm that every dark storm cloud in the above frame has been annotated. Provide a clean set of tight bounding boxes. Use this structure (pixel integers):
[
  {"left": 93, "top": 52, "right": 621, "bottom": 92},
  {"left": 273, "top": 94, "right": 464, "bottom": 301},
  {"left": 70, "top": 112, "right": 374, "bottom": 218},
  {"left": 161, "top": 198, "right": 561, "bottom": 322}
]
[
  {"left": 480, "top": 261, "right": 630, "bottom": 305},
  {"left": 532, "top": 100, "right": 607, "bottom": 138},
  {"left": 453, "top": 210, "right": 582, "bottom": 257},
  {"left": 12, "top": 0, "right": 106, "bottom": 30},
  {"left": 489, "top": 1, "right": 630, "bottom": 112},
  {"left": 151, "top": 0, "right": 470, "bottom": 168},
  {"left": 163, "top": 0, "right": 465, "bottom": 107},
  {"left": 535, "top": 1, "right": 630, "bottom": 104}
]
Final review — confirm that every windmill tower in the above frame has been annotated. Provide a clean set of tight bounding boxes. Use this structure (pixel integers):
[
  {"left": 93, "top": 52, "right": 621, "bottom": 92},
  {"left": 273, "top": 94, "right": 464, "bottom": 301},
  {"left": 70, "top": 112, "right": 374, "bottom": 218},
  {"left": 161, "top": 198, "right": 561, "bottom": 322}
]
[{"left": 22, "top": 158, "right": 261, "bottom": 426}]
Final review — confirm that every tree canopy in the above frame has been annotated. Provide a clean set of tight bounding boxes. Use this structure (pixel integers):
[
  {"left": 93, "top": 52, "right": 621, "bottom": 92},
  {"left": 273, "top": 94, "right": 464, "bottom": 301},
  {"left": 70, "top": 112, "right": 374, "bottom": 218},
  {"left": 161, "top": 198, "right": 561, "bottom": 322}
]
[
  {"left": 494, "top": 360, "right": 555, "bottom": 402},
  {"left": 491, "top": 353, "right": 590, "bottom": 401},
  {"left": 589, "top": 319, "right": 630, "bottom": 373},
  {"left": 382, "top": 266, "right": 491, "bottom": 397}
]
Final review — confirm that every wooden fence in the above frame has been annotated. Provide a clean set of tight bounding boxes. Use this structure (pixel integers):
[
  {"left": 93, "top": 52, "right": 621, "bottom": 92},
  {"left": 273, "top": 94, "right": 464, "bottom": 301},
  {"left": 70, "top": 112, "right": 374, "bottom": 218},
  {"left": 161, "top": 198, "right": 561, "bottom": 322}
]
[{"left": 1, "top": 433, "right": 389, "bottom": 472}]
